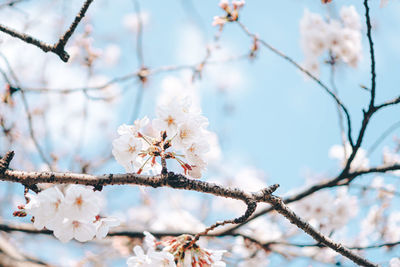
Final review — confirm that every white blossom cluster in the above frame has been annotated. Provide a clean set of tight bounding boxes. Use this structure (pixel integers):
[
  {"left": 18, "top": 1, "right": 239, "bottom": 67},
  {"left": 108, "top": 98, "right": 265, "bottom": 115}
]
[
  {"left": 112, "top": 97, "right": 214, "bottom": 178},
  {"left": 292, "top": 188, "right": 358, "bottom": 233},
  {"left": 300, "top": 6, "right": 362, "bottom": 76},
  {"left": 24, "top": 185, "right": 119, "bottom": 243},
  {"left": 127, "top": 232, "right": 226, "bottom": 267}
]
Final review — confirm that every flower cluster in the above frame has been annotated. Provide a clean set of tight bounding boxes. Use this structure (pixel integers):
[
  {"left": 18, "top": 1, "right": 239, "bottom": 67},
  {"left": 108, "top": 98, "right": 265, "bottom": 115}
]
[
  {"left": 127, "top": 232, "right": 226, "bottom": 267},
  {"left": 300, "top": 6, "right": 362, "bottom": 76},
  {"left": 212, "top": 0, "right": 245, "bottom": 27},
  {"left": 23, "top": 185, "right": 119, "bottom": 243},
  {"left": 112, "top": 98, "right": 213, "bottom": 178},
  {"left": 292, "top": 188, "right": 358, "bottom": 233}
]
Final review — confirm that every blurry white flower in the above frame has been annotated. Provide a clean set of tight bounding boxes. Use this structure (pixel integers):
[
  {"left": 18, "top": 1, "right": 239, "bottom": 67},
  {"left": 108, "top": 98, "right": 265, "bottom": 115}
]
[
  {"left": 300, "top": 6, "right": 362, "bottom": 76},
  {"left": 390, "top": 258, "right": 400, "bottom": 267},
  {"left": 103, "top": 44, "right": 121, "bottom": 66},
  {"left": 329, "top": 143, "right": 369, "bottom": 171},
  {"left": 53, "top": 219, "right": 97, "bottom": 243},
  {"left": 127, "top": 246, "right": 176, "bottom": 267},
  {"left": 383, "top": 147, "right": 400, "bottom": 176},
  {"left": 61, "top": 185, "right": 101, "bottom": 221},
  {"left": 123, "top": 11, "right": 150, "bottom": 32},
  {"left": 291, "top": 188, "right": 358, "bottom": 233},
  {"left": 385, "top": 211, "right": 400, "bottom": 243},
  {"left": 112, "top": 96, "right": 215, "bottom": 178},
  {"left": 96, "top": 217, "right": 120, "bottom": 239},
  {"left": 340, "top": 6, "right": 361, "bottom": 30},
  {"left": 25, "top": 187, "right": 64, "bottom": 230}
]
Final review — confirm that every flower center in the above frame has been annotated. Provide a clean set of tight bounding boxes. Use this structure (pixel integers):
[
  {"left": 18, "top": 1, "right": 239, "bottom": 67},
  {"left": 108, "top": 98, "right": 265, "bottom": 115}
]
[
  {"left": 128, "top": 145, "right": 136, "bottom": 153},
  {"left": 166, "top": 116, "right": 175, "bottom": 126},
  {"left": 72, "top": 221, "right": 80, "bottom": 229},
  {"left": 75, "top": 195, "right": 83, "bottom": 207}
]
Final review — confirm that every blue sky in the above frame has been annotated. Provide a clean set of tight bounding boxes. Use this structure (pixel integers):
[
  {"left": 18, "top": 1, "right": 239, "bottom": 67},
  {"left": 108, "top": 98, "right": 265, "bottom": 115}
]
[{"left": 1, "top": 0, "right": 400, "bottom": 266}]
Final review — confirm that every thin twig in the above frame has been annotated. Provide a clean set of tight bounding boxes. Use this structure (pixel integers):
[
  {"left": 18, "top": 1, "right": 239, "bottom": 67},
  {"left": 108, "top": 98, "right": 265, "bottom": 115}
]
[
  {"left": 235, "top": 20, "right": 354, "bottom": 148},
  {"left": 0, "top": 157, "right": 380, "bottom": 266},
  {"left": 368, "top": 120, "right": 400, "bottom": 155},
  {"left": 0, "top": 0, "right": 95, "bottom": 62},
  {"left": 364, "top": 0, "right": 376, "bottom": 109}
]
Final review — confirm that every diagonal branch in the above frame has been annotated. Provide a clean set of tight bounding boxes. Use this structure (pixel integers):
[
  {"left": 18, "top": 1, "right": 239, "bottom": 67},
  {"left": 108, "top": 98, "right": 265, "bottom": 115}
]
[
  {"left": 235, "top": 21, "right": 354, "bottom": 148},
  {"left": 219, "top": 163, "right": 400, "bottom": 235},
  {"left": 0, "top": 152, "right": 378, "bottom": 266},
  {"left": 0, "top": 0, "right": 94, "bottom": 62}
]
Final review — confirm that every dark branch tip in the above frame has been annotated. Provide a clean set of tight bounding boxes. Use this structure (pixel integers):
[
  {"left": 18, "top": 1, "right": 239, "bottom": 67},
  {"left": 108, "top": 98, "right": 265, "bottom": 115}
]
[{"left": 0, "top": 150, "right": 15, "bottom": 173}]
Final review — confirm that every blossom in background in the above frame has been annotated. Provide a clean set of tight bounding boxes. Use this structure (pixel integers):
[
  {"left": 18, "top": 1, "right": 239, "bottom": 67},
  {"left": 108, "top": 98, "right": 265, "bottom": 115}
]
[
  {"left": 300, "top": 6, "right": 362, "bottom": 77},
  {"left": 329, "top": 143, "right": 369, "bottom": 171},
  {"left": 382, "top": 147, "right": 400, "bottom": 176},
  {"left": 212, "top": 0, "right": 245, "bottom": 27},
  {"left": 123, "top": 11, "right": 150, "bottom": 32},
  {"left": 112, "top": 97, "right": 215, "bottom": 178},
  {"left": 127, "top": 232, "right": 226, "bottom": 267},
  {"left": 390, "top": 258, "right": 400, "bottom": 267},
  {"left": 24, "top": 185, "right": 119, "bottom": 243}
]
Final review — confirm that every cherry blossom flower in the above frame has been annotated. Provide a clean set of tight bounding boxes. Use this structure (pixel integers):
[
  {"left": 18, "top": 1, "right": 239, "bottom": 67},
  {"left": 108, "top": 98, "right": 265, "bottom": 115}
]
[
  {"left": 329, "top": 143, "right": 369, "bottom": 171},
  {"left": 127, "top": 246, "right": 176, "bottom": 267},
  {"left": 24, "top": 185, "right": 118, "bottom": 243},
  {"left": 24, "top": 187, "right": 64, "bottom": 230},
  {"left": 95, "top": 217, "right": 121, "bottom": 239},
  {"left": 61, "top": 185, "right": 102, "bottom": 221},
  {"left": 53, "top": 218, "right": 97, "bottom": 243},
  {"left": 112, "top": 97, "right": 215, "bottom": 178},
  {"left": 300, "top": 6, "right": 362, "bottom": 76},
  {"left": 390, "top": 258, "right": 400, "bottom": 267},
  {"left": 126, "top": 232, "right": 227, "bottom": 267}
]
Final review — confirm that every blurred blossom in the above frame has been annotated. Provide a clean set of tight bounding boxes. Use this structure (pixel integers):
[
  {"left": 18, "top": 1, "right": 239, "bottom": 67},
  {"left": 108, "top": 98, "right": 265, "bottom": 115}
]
[
  {"left": 329, "top": 143, "right": 369, "bottom": 171},
  {"left": 123, "top": 11, "right": 150, "bottom": 32}
]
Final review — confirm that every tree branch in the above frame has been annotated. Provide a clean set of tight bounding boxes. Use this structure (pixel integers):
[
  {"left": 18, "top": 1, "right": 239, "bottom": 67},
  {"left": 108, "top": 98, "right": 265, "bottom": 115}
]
[
  {"left": 0, "top": 152, "right": 378, "bottom": 266},
  {"left": 219, "top": 163, "right": 400, "bottom": 236},
  {"left": 0, "top": 0, "right": 94, "bottom": 62},
  {"left": 364, "top": 0, "right": 376, "bottom": 109}
]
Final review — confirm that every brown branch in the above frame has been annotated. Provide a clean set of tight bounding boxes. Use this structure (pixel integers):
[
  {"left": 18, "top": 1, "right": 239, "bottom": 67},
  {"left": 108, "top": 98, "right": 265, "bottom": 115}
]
[
  {"left": 0, "top": 0, "right": 94, "bottom": 62},
  {"left": 0, "top": 151, "right": 14, "bottom": 174},
  {"left": 0, "top": 0, "right": 27, "bottom": 9},
  {"left": 219, "top": 163, "right": 400, "bottom": 235},
  {"left": 0, "top": 24, "right": 53, "bottom": 53},
  {"left": 375, "top": 95, "right": 400, "bottom": 110},
  {"left": 187, "top": 199, "right": 259, "bottom": 248},
  {"left": 0, "top": 153, "right": 378, "bottom": 266},
  {"left": 2, "top": 222, "right": 399, "bottom": 252},
  {"left": 263, "top": 194, "right": 376, "bottom": 266},
  {"left": 264, "top": 240, "right": 400, "bottom": 250}
]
